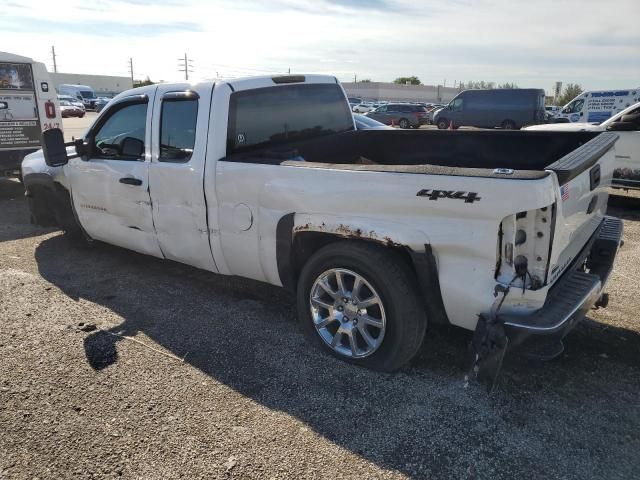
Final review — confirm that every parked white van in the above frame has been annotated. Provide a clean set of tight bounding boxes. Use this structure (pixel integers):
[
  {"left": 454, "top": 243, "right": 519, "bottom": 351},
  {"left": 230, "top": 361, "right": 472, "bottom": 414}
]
[
  {"left": 0, "top": 51, "right": 61, "bottom": 177},
  {"left": 58, "top": 84, "right": 99, "bottom": 110},
  {"left": 555, "top": 89, "right": 639, "bottom": 124}
]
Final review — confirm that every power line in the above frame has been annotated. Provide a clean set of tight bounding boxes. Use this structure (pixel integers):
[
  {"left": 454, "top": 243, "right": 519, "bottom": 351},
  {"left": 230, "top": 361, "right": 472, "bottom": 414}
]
[{"left": 178, "top": 53, "right": 194, "bottom": 81}]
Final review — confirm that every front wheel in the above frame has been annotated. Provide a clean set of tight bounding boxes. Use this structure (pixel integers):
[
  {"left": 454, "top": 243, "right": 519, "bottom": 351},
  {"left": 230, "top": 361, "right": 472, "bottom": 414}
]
[
  {"left": 501, "top": 119, "right": 517, "bottom": 130},
  {"left": 398, "top": 118, "right": 410, "bottom": 129},
  {"left": 297, "top": 242, "right": 427, "bottom": 372},
  {"left": 436, "top": 118, "right": 449, "bottom": 129}
]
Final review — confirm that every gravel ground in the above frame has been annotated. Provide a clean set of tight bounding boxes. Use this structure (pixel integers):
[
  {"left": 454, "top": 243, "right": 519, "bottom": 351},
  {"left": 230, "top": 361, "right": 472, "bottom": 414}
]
[{"left": 1, "top": 177, "right": 639, "bottom": 479}]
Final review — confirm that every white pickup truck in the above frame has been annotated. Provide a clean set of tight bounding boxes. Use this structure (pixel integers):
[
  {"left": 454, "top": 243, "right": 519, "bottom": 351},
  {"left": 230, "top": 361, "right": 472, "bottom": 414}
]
[
  {"left": 526, "top": 102, "right": 640, "bottom": 190},
  {"left": 22, "top": 75, "right": 623, "bottom": 378}
]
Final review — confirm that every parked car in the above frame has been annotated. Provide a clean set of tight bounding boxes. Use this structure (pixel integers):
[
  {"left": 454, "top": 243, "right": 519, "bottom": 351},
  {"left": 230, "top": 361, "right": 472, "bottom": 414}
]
[
  {"left": 426, "top": 104, "right": 445, "bottom": 124},
  {"left": 525, "top": 102, "right": 640, "bottom": 190},
  {"left": 58, "top": 84, "right": 99, "bottom": 110},
  {"left": 348, "top": 97, "right": 362, "bottom": 109},
  {"left": 352, "top": 103, "right": 376, "bottom": 113},
  {"left": 23, "top": 75, "right": 622, "bottom": 379},
  {"left": 545, "top": 105, "right": 560, "bottom": 116},
  {"left": 365, "top": 103, "right": 429, "bottom": 129},
  {"left": 95, "top": 97, "right": 111, "bottom": 113},
  {"left": 553, "top": 88, "right": 639, "bottom": 124},
  {"left": 57, "top": 94, "right": 85, "bottom": 113},
  {"left": 433, "top": 89, "right": 546, "bottom": 130},
  {"left": 353, "top": 114, "right": 393, "bottom": 130},
  {"left": 59, "top": 100, "right": 85, "bottom": 118}
]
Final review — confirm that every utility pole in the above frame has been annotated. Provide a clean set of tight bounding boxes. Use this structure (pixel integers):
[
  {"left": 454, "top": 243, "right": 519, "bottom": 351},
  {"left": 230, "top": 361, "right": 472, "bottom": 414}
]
[
  {"left": 128, "top": 57, "right": 134, "bottom": 85},
  {"left": 288, "top": 67, "right": 291, "bottom": 74},
  {"left": 177, "top": 53, "right": 194, "bottom": 81},
  {"left": 354, "top": 73, "right": 357, "bottom": 83},
  {"left": 51, "top": 46, "right": 57, "bottom": 73}
]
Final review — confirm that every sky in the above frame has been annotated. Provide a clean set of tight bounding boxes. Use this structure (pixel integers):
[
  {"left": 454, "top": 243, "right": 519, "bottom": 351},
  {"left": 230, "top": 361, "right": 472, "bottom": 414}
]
[{"left": 1, "top": 0, "right": 639, "bottom": 94}]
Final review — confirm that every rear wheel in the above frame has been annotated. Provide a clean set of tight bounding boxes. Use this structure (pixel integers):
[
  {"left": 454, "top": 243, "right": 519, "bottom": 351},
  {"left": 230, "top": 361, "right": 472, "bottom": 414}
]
[
  {"left": 501, "top": 119, "right": 517, "bottom": 130},
  {"left": 297, "top": 241, "right": 427, "bottom": 372},
  {"left": 437, "top": 118, "right": 449, "bottom": 129},
  {"left": 398, "top": 118, "right": 410, "bottom": 129}
]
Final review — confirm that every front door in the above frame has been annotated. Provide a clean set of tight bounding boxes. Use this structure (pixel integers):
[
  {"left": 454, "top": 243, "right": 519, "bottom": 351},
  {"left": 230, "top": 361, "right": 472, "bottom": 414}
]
[{"left": 66, "top": 92, "right": 163, "bottom": 257}]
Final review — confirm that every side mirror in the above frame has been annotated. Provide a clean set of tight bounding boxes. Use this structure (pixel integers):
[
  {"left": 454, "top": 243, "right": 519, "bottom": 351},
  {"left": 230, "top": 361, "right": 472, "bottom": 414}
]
[
  {"left": 42, "top": 128, "right": 69, "bottom": 167},
  {"left": 121, "top": 137, "right": 144, "bottom": 158},
  {"left": 74, "top": 137, "right": 90, "bottom": 158}
]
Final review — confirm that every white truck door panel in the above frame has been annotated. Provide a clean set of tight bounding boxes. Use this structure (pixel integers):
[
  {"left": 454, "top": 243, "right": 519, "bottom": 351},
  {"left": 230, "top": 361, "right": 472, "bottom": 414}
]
[
  {"left": 148, "top": 84, "right": 218, "bottom": 272},
  {"left": 67, "top": 94, "right": 163, "bottom": 258}
]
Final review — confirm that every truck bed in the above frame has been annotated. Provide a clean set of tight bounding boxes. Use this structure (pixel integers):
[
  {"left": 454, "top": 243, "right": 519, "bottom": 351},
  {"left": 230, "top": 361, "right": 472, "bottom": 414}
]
[{"left": 226, "top": 130, "right": 603, "bottom": 179}]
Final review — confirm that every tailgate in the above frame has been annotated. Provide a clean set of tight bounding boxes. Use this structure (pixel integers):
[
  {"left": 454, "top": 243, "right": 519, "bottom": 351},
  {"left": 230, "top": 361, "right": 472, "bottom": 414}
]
[{"left": 545, "top": 132, "right": 618, "bottom": 285}]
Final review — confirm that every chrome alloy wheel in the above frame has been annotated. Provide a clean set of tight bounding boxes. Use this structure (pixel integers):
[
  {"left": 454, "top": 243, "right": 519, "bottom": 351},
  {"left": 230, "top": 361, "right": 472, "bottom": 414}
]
[{"left": 309, "top": 268, "right": 387, "bottom": 358}]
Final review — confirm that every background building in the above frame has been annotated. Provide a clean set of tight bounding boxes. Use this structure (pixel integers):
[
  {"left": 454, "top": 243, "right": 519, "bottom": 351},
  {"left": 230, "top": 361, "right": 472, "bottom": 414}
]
[
  {"left": 342, "top": 82, "right": 462, "bottom": 103},
  {"left": 50, "top": 72, "right": 133, "bottom": 97}
]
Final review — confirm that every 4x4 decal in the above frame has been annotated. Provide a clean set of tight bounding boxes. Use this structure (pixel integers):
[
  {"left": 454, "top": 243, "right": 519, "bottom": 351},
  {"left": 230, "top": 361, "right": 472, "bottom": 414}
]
[{"left": 416, "top": 189, "right": 481, "bottom": 203}]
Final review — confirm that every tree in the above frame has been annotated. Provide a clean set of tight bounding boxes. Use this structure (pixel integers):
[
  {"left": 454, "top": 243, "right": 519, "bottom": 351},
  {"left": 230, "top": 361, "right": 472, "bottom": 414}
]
[
  {"left": 459, "top": 81, "right": 518, "bottom": 90},
  {"left": 556, "top": 83, "right": 583, "bottom": 106},
  {"left": 134, "top": 76, "right": 155, "bottom": 87},
  {"left": 359, "top": 79, "right": 372, "bottom": 83},
  {"left": 394, "top": 76, "right": 421, "bottom": 85}
]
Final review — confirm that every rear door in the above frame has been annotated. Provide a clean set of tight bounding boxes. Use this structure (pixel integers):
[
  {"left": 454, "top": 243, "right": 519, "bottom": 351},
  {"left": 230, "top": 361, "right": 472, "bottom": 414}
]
[
  {"left": 0, "top": 62, "right": 42, "bottom": 156},
  {"left": 67, "top": 92, "right": 163, "bottom": 257},
  {"left": 147, "top": 83, "right": 218, "bottom": 272}
]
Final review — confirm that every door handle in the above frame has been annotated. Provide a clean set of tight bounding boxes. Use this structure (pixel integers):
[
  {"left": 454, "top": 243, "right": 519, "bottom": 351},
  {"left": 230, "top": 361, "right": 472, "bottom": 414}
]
[{"left": 119, "top": 177, "right": 143, "bottom": 186}]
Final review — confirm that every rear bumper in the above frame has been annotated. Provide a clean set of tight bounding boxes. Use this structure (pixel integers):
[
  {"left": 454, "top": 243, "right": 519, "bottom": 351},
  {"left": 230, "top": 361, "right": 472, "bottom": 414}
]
[{"left": 500, "top": 216, "right": 622, "bottom": 340}]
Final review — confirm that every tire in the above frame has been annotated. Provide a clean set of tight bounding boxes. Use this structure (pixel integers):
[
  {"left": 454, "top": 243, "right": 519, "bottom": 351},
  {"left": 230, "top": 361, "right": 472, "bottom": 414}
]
[
  {"left": 436, "top": 118, "right": 449, "bottom": 129},
  {"left": 297, "top": 241, "right": 427, "bottom": 372},
  {"left": 501, "top": 119, "right": 517, "bottom": 130},
  {"left": 398, "top": 118, "right": 410, "bottom": 129}
]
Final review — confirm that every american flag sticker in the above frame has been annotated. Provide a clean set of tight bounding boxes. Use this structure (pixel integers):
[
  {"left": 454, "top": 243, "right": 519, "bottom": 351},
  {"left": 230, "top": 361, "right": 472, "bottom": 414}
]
[{"left": 560, "top": 184, "right": 569, "bottom": 201}]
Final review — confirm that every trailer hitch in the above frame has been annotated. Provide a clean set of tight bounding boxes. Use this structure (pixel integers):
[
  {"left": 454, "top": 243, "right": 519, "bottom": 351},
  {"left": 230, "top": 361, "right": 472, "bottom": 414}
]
[{"left": 469, "top": 284, "right": 510, "bottom": 393}]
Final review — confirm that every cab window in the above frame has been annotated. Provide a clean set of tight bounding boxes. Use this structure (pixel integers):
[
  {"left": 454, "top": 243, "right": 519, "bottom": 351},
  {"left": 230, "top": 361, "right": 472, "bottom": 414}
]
[
  {"left": 93, "top": 102, "right": 147, "bottom": 160},
  {"left": 160, "top": 97, "right": 198, "bottom": 162},
  {"left": 563, "top": 99, "right": 584, "bottom": 114},
  {"left": 227, "top": 83, "right": 353, "bottom": 155},
  {"left": 451, "top": 98, "right": 464, "bottom": 112}
]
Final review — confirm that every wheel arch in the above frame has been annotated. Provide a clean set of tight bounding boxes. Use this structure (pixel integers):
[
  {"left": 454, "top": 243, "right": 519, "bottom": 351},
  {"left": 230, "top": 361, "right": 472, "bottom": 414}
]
[{"left": 276, "top": 213, "right": 450, "bottom": 325}]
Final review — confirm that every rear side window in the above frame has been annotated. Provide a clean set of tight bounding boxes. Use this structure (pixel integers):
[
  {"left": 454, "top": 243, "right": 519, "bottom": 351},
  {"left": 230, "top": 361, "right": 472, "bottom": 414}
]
[
  {"left": 227, "top": 84, "right": 354, "bottom": 155},
  {"left": 160, "top": 96, "right": 198, "bottom": 162}
]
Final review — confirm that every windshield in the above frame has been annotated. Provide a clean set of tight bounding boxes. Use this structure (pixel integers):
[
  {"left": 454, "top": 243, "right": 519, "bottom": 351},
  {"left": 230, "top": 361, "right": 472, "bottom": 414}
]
[
  {"left": 227, "top": 83, "right": 354, "bottom": 155},
  {"left": 80, "top": 90, "right": 96, "bottom": 99}
]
